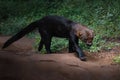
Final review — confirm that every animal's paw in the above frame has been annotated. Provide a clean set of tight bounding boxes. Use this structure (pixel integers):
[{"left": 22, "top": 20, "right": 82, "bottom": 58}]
[{"left": 80, "top": 56, "right": 87, "bottom": 61}]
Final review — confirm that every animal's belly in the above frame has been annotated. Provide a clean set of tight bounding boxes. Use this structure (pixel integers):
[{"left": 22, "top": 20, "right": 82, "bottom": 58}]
[{"left": 53, "top": 32, "right": 69, "bottom": 38}]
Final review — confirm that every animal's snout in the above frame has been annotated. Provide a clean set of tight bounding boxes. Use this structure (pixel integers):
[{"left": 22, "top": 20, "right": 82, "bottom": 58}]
[{"left": 86, "top": 43, "right": 92, "bottom": 47}]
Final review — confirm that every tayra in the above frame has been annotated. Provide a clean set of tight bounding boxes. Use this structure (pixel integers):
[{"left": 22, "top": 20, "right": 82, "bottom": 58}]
[{"left": 2, "top": 15, "right": 94, "bottom": 61}]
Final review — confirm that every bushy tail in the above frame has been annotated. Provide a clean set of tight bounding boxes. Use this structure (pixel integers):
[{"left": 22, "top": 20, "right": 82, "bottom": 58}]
[{"left": 2, "top": 21, "right": 39, "bottom": 49}]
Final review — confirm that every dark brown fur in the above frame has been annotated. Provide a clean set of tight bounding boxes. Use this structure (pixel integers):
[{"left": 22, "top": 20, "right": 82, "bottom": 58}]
[{"left": 2, "top": 15, "right": 94, "bottom": 61}]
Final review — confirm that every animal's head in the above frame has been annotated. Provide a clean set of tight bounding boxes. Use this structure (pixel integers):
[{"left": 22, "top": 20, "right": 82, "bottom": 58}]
[{"left": 75, "top": 24, "right": 94, "bottom": 47}]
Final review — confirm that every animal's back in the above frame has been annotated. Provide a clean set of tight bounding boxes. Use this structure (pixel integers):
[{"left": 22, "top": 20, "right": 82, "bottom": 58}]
[
  {"left": 41, "top": 15, "right": 74, "bottom": 27},
  {"left": 39, "top": 15, "right": 75, "bottom": 37}
]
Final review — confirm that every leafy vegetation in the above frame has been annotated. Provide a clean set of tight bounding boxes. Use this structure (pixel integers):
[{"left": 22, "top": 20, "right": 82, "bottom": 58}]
[
  {"left": 113, "top": 55, "right": 120, "bottom": 64},
  {"left": 0, "top": 0, "right": 120, "bottom": 53},
  {"left": 34, "top": 35, "right": 68, "bottom": 53}
]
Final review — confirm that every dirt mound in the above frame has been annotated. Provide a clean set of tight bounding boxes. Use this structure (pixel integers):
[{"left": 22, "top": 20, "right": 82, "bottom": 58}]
[
  {"left": 0, "top": 36, "right": 120, "bottom": 80},
  {"left": 0, "top": 36, "right": 34, "bottom": 51}
]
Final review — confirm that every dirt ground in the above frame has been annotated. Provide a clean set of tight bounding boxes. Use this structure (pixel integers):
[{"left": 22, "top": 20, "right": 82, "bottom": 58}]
[{"left": 0, "top": 36, "right": 120, "bottom": 80}]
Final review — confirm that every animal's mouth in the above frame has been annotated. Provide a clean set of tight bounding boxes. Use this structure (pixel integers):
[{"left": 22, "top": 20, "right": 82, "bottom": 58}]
[{"left": 86, "top": 43, "right": 92, "bottom": 47}]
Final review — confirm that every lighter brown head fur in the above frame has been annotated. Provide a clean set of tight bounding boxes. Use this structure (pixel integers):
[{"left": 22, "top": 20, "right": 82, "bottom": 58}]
[{"left": 74, "top": 24, "right": 94, "bottom": 46}]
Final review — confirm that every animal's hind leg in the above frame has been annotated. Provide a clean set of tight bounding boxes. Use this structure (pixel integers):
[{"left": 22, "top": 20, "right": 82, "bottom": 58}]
[
  {"left": 43, "top": 37, "right": 52, "bottom": 53},
  {"left": 38, "top": 39, "right": 44, "bottom": 51},
  {"left": 40, "top": 33, "right": 52, "bottom": 53}
]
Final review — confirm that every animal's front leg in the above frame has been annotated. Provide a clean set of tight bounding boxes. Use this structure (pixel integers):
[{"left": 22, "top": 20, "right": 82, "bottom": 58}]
[
  {"left": 69, "top": 40, "right": 75, "bottom": 53},
  {"left": 69, "top": 37, "right": 78, "bottom": 53},
  {"left": 70, "top": 33, "right": 86, "bottom": 61}
]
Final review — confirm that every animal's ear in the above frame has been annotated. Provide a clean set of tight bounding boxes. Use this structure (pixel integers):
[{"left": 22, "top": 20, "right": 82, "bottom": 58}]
[
  {"left": 79, "top": 32, "right": 82, "bottom": 37},
  {"left": 76, "top": 31, "right": 82, "bottom": 37}
]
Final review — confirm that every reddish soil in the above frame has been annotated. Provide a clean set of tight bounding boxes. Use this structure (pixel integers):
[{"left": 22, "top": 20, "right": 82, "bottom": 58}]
[{"left": 0, "top": 36, "right": 120, "bottom": 80}]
